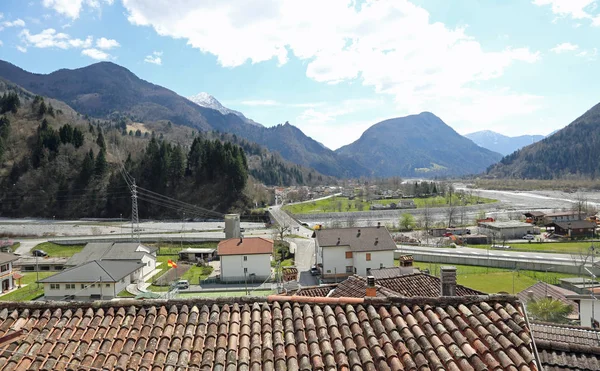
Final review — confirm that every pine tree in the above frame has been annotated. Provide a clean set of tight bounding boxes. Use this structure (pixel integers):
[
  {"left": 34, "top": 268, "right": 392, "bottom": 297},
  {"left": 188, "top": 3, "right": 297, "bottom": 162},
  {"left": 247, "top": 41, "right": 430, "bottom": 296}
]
[
  {"left": 38, "top": 101, "right": 47, "bottom": 117},
  {"left": 72, "top": 128, "right": 84, "bottom": 148},
  {"left": 96, "top": 129, "right": 105, "bottom": 149},
  {"left": 78, "top": 149, "right": 95, "bottom": 186},
  {"left": 94, "top": 149, "right": 107, "bottom": 176},
  {"left": 59, "top": 124, "right": 74, "bottom": 144}
]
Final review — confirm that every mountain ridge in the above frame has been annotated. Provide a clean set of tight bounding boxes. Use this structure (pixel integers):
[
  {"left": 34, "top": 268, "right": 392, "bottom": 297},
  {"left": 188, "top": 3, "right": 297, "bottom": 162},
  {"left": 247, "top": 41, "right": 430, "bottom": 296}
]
[
  {"left": 0, "top": 59, "right": 363, "bottom": 177},
  {"left": 187, "top": 92, "right": 262, "bottom": 127},
  {"left": 465, "top": 130, "right": 545, "bottom": 156},
  {"left": 336, "top": 112, "right": 503, "bottom": 177}
]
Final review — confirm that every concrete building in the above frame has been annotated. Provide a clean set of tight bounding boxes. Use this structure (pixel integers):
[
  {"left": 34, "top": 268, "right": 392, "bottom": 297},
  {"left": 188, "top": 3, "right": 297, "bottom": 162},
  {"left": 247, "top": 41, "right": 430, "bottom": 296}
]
[
  {"left": 315, "top": 225, "right": 396, "bottom": 280},
  {"left": 217, "top": 237, "right": 273, "bottom": 282},
  {"left": 0, "top": 253, "right": 19, "bottom": 293},
  {"left": 478, "top": 221, "right": 537, "bottom": 240},
  {"left": 67, "top": 242, "right": 157, "bottom": 277},
  {"left": 224, "top": 214, "right": 241, "bottom": 239},
  {"left": 40, "top": 260, "right": 144, "bottom": 301},
  {"left": 14, "top": 256, "right": 67, "bottom": 272}
]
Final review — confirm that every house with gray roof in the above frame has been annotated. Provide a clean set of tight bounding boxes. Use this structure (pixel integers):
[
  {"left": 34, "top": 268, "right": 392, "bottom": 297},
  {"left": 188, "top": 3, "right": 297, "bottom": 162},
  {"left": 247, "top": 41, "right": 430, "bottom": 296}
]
[
  {"left": 315, "top": 225, "right": 396, "bottom": 281},
  {"left": 67, "top": 242, "right": 157, "bottom": 277},
  {"left": 39, "top": 260, "right": 145, "bottom": 300}
]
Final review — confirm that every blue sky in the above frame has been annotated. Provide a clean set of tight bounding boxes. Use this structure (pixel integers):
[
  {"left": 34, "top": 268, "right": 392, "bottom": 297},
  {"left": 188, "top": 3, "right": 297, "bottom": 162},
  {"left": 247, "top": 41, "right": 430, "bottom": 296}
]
[{"left": 0, "top": 0, "right": 599, "bottom": 149}]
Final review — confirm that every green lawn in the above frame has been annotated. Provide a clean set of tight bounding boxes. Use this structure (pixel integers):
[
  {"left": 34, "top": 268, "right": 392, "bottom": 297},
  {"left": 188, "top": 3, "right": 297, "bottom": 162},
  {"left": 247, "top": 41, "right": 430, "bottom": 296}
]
[
  {"left": 31, "top": 242, "right": 85, "bottom": 257},
  {"left": 469, "top": 241, "right": 598, "bottom": 254},
  {"left": 284, "top": 195, "right": 496, "bottom": 215},
  {"left": 180, "top": 265, "right": 214, "bottom": 285},
  {"left": 117, "top": 290, "right": 136, "bottom": 298},
  {"left": 178, "top": 290, "right": 275, "bottom": 298},
  {"left": 407, "top": 261, "right": 585, "bottom": 294},
  {"left": 1, "top": 272, "right": 55, "bottom": 301}
]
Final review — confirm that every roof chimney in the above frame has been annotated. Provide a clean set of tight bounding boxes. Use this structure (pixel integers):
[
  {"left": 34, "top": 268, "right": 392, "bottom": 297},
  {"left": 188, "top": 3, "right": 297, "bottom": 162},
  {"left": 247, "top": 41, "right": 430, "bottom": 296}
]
[
  {"left": 337, "top": 237, "right": 341, "bottom": 245},
  {"left": 440, "top": 266, "right": 457, "bottom": 296},
  {"left": 357, "top": 229, "right": 361, "bottom": 237},
  {"left": 377, "top": 222, "right": 381, "bottom": 228},
  {"left": 527, "top": 290, "right": 534, "bottom": 300},
  {"left": 375, "top": 237, "right": 379, "bottom": 245},
  {"left": 366, "top": 276, "right": 377, "bottom": 297}
]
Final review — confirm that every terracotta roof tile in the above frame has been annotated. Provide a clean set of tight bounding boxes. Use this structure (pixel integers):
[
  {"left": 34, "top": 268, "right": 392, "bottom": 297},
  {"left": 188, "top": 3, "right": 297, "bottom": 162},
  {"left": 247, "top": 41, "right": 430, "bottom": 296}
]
[
  {"left": 217, "top": 237, "right": 273, "bottom": 256},
  {"left": 0, "top": 295, "right": 539, "bottom": 370},
  {"left": 532, "top": 322, "right": 600, "bottom": 370}
]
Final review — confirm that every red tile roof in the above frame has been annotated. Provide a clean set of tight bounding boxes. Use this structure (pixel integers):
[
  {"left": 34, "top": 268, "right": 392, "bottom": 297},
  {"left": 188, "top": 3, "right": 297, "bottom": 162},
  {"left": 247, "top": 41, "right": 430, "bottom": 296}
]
[
  {"left": 532, "top": 322, "right": 600, "bottom": 370},
  {"left": 289, "top": 283, "right": 337, "bottom": 297},
  {"left": 0, "top": 295, "right": 539, "bottom": 370},
  {"left": 217, "top": 237, "right": 273, "bottom": 256},
  {"left": 328, "top": 274, "right": 483, "bottom": 298}
]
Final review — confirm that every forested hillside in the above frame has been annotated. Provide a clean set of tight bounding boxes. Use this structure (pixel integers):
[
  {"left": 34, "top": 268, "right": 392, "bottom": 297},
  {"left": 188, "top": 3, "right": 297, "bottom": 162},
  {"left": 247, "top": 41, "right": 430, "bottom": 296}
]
[
  {"left": 487, "top": 102, "right": 600, "bottom": 179},
  {"left": 0, "top": 80, "right": 313, "bottom": 219}
]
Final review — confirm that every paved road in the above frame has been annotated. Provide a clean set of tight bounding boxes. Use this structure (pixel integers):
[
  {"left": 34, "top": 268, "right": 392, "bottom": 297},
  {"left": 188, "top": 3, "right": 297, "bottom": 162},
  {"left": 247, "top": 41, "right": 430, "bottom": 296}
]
[
  {"left": 269, "top": 206, "right": 317, "bottom": 286},
  {"left": 397, "top": 244, "right": 599, "bottom": 268}
]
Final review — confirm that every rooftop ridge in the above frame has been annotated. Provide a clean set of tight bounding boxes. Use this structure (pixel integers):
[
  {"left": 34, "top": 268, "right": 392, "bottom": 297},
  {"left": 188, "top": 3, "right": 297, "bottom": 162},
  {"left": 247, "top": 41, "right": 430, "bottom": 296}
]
[
  {"left": 0, "top": 293, "right": 520, "bottom": 311},
  {"left": 532, "top": 321, "right": 600, "bottom": 332}
]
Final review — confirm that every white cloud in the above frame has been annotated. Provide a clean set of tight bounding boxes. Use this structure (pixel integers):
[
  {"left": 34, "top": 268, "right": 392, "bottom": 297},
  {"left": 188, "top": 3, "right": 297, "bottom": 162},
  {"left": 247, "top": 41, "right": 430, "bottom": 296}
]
[
  {"left": 95, "top": 37, "right": 119, "bottom": 49},
  {"left": 122, "top": 0, "right": 542, "bottom": 131},
  {"left": 576, "top": 47, "right": 598, "bottom": 59},
  {"left": 550, "top": 42, "right": 579, "bottom": 53},
  {"left": 1, "top": 19, "right": 26, "bottom": 28},
  {"left": 81, "top": 48, "right": 110, "bottom": 60},
  {"left": 240, "top": 100, "right": 279, "bottom": 106},
  {"left": 19, "top": 28, "right": 93, "bottom": 49},
  {"left": 42, "top": 0, "right": 114, "bottom": 19},
  {"left": 16, "top": 45, "right": 27, "bottom": 53},
  {"left": 144, "top": 51, "right": 162, "bottom": 65},
  {"left": 533, "top": 0, "right": 600, "bottom": 26}
]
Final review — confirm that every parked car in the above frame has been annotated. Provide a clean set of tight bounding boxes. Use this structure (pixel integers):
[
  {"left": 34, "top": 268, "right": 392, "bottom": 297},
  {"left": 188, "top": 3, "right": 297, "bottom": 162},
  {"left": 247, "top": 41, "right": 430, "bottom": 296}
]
[
  {"left": 443, "top": 232, "right": 453, "bottom": 237},
  {"left": 32, "top": 249, "right": 48, "bottom": 257},
  {"left": 174, "top": 280, "right": 189, "bottom": 289},
  {"left": 523, "top": 234, "right": 535, "bottom": 240},
  {"left": 491, "top": 244, "right": 511, "bottom": 249}
]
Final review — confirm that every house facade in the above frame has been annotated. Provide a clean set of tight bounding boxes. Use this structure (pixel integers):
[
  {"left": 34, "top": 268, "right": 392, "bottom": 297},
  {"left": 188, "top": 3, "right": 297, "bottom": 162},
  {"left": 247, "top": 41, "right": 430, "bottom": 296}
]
[
  {"left": 0, "top": 253, "right": 19, "bottom": 293},
  {"left": 40, "top": 260, "right": 144, "bottom": 301},
  {"left": 217, "top": 237, "right": 273, "bottom": 282},
  {"left": 315, "top": 226, "right": 396, "bottom": 280}
]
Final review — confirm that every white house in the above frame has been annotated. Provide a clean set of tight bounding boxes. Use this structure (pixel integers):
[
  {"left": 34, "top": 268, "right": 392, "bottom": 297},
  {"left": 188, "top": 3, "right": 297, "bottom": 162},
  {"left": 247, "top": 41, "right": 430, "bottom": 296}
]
[
  {"left": 217, "top": 237, "right": 273, "bottom": 282},
  {"left": 40, "top": 260, "right": 144, "bottom": 301},
  {"left": 315, "top": 225, "right": 396, "bottom": 281},
  {"left": 0, "top": 252, "right": 19, "bottom": 293},
  {"left": 67, "top": 242, "right": 157, "bottom": 277}
]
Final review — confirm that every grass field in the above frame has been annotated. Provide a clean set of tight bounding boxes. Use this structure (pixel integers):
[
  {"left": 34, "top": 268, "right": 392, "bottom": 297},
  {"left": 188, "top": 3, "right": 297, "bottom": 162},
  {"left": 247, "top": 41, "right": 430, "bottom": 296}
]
[
  {"left": 407, "top": 261, "right": 583, "bottom": 294},
  {"left": 31, "top": 242, "right": 85, "bottom": 257},
  {"left": 1, "top": 272, "right": 55, "bottom": 301},
  {"left": 470, "top": 241, "right": 598, "bottom": 254},
  {"left": 178, "top": 290, "right": 275, "bottom": 298},
  {"left": 284, "top": 194, "right": 496, "bottom": 215},
  {"left": 148, "top": 255, "right": 213, "bottom": 291}
]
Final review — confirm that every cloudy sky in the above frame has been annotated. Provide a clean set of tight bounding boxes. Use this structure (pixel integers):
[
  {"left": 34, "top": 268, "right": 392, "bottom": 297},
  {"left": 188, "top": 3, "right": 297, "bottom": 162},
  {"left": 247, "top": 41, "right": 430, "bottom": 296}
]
[{"left": 0, "top": 0, "right": 598, "bottom": 149}]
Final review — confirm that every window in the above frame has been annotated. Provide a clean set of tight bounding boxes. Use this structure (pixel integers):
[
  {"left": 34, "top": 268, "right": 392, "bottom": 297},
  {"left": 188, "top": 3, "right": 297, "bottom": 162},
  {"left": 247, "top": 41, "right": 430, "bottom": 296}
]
[
  {"left": 106, "top": 283, "right": 110, "bottom": 287},
  {"left": 65, "top": 284, "right": 75, "bottom": 290},
  {"left": 49, "top": 284, "right": 60, "bottom": 290},
  {"left": 243, "top": 256, "right": 248, "bottom": 261},
  {"left": 345, "top": 251, "right": 353, "bottom": 259},
  {"left": 0, "top": 264, "right": 8, "bottom": 272},
  {"left": 345, "top": 266, "right": 353, "bottom": 274},
  {"left": 366, "top": 253, "right": 371, "bottom": 261},
  {"left": 90, "top": 284, "right": 95, "bottom": 288},
  {"left": 81, "top": 284, "right": 86, "bottom": 289},
  {"left": 244, "top": 267, "right": 248, "bottom": 273}
]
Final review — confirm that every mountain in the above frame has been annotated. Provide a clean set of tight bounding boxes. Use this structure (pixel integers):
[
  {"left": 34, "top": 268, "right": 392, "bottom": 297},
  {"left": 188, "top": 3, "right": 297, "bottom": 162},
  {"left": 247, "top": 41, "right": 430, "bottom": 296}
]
[
  {"left": 487, "top": 102, "right": 600, "bottom": 179},
  {"left": 465, "top": 130, "right": 544, "bottom": 156},
  {"left": 188, "top": 92, "right": 262, "bottom": 127},
  {"left": 0, "top": 60, "right": 362, "bottom": 177},
  {"left": 335, "top": 112, "right": 503, "bottom": 177}
]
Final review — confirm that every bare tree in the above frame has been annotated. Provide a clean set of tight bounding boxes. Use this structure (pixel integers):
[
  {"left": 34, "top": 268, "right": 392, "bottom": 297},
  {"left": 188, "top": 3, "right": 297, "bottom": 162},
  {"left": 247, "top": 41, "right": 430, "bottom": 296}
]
[
  {"left": 272, "top": 223, "right": 291, "bottom": 241},
  {"left": 573, "top": 192, "right": 589, "bottom": 220},
  {"left": 419, "top": 202, "right": 432, "bottom": 244},
  {"left": 346, "top": 213, "right": 357, "bottom": 228},
  {"left": 571, "top": 246, "right": 597, "bottom": 277}
]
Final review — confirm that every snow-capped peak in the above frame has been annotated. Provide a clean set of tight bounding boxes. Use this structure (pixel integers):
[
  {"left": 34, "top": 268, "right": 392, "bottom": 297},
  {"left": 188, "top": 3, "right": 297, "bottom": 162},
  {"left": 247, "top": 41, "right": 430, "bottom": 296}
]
[{"left": 188, "top": 92, "right": 262, "bottom": 127}]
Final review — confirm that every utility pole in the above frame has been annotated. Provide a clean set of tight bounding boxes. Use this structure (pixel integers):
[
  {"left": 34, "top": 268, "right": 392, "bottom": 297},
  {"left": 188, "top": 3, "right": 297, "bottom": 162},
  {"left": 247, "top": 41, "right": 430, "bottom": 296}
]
[
  {"left": 35, "top": 254, "right": 39, "bottom": 289},
  {"left": 131, "top": 180, "right": 139, "bottom": 242}
]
